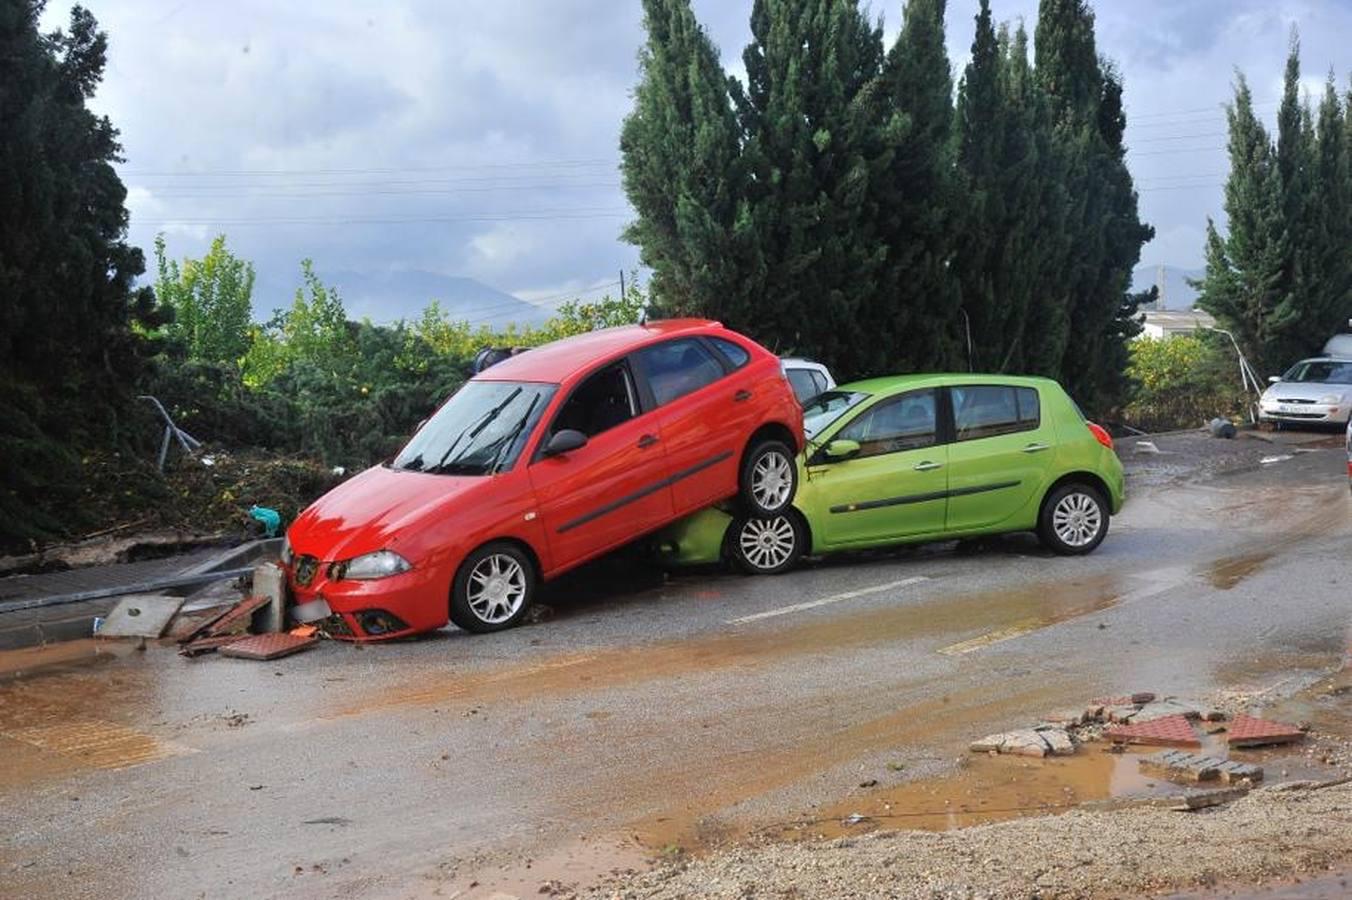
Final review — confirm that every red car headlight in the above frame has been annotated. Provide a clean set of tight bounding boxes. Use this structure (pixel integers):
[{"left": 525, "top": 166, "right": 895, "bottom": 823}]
[{"left": 328, "top": 550, "right": 412, "bottom": 581}]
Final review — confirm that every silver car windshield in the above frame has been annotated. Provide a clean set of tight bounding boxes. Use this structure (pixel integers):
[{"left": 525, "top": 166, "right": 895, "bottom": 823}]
[
  {"left": 1282, "top": 361, "right": 1352, "bottom": 384},
  {"left": 803, "top": 390, "right": 870, "bottom": 440},
  {"left": 392, "top": 381, "right": 557, "bottom": 476}
]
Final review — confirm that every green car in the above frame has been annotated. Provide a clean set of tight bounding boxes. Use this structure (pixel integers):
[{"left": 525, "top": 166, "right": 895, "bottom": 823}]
[{"left": 651, "top": 374, "right": 1125, "bottom": 574}]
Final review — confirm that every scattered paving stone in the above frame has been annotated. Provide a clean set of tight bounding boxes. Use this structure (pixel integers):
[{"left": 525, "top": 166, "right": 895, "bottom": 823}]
[
  {"left": 1137, "top": 750, "right": 1260, "bottom": 785},
  {"left": 1227, "top": 714, "right": 1305, "bottom": 747},
  {"left": 1105, "top": 714, "right": 1201, "bottom": 748},
  {"left": 1215, "top": 759, "right": 1264, "bottom": 784}
]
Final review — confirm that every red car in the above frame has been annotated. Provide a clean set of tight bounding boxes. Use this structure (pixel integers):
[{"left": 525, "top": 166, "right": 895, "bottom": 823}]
[{"left": 281, "top": 320, "right": 804, "bottom": 639}]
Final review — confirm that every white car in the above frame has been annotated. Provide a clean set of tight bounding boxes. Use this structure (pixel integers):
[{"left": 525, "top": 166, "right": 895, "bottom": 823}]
[
  {"left": 1258, "top": 358, "right": 1352, "bottom": 427},
  {"left": 780, "top": 358, "right": 835, "bottom": 404}
]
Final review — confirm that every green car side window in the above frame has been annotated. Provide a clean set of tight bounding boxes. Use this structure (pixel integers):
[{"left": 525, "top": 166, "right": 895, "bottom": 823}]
[
  {"left": 836, "top": 389, "right": 937, "bottom": 459},
  {"left": 952, "top": 385, "right": 1039, "bottom": 441}
]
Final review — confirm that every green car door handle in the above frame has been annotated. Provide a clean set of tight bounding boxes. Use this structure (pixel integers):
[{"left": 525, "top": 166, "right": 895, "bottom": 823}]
[
  {"left": 913, "top": 460, "right": 943, "bottom": 472},
  {"left": 1022, "top": 443, "right": 1050, "bottom": 453}
]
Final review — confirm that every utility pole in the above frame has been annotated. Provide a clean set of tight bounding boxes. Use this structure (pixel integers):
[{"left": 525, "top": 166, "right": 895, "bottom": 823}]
[{"left": 619, "top": 270, "right": 626, "bottom": 301}]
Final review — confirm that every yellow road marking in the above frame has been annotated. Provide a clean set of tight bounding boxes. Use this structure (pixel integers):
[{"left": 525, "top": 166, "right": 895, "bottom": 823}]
[{"left": 938, "top": 617, "right": 1046, "bottom": 656}]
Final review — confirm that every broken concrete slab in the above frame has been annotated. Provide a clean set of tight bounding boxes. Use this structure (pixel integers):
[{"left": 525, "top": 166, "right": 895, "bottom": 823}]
[
  {"left": 1105, "top": 714, "right": 1201, "bottom": 748},
  {"left": 1129, "top": 698, "right": 1213, "bottom": 723},
  {"left": 970, "top": 727, "right": 1074, "bottom": 758},
  {"left": 97, "top": 594, "right": 184, "bottom": 638},
  {"left": 219, "top": 632, "right": 318, "bottom": 661},
  {"left": 1227, "top": 714, "right": 1305, "bottom": 747}
]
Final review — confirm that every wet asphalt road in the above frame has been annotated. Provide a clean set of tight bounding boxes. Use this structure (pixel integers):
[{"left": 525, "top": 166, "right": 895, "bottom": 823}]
[{"left": 1, "top": 432, "right": 1349, "bottom": 899}]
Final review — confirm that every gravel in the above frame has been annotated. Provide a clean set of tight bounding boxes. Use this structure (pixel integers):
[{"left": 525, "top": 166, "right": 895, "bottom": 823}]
[{"left": 584, "top": 781, "right": 1352, "bottom": 899}]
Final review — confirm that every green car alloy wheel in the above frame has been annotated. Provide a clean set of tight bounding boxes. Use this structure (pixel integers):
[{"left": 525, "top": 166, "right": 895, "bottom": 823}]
[{"left": 652, "top": 374, "right": 1125, "bottom": 574}]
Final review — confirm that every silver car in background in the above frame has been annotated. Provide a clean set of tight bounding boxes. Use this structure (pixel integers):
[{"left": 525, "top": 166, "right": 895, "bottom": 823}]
[
  {"left": 1259, "top": 358, "right": 1352, "bottom": 427},
  {"left": 780, "top": 358, "right": 836, "bottom": 405}
]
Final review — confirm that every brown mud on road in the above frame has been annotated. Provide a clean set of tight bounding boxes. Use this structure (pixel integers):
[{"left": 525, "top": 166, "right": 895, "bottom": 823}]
[
  {"left": 333, "top": 573, "right": 1121, "bottom": 718},
  {"left": 0, "top": 657, "right": 186, "bottom": 791}
]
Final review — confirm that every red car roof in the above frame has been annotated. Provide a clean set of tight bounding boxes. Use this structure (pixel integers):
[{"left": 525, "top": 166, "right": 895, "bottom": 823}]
[{"left": 474, "top": 318, "right": 727, "bottom": 383}]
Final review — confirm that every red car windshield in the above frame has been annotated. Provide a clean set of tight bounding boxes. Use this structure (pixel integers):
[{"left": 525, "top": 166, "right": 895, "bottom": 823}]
[{"left": 392, "top": 381, "right": 558, "bottom": 476}]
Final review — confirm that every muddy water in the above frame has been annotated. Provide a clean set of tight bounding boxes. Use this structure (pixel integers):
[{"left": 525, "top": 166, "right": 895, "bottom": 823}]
[
  {"left": 770, "top": 748, "right": 1167, "bottom": 841},
  {"left": 0, "top": 654, "right": 175, "bottom": 790},
  {"left": 336, "top": 574, "right": 1121, "bottom": 717}
]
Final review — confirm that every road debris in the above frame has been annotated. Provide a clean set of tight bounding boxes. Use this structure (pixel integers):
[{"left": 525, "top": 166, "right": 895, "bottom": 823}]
[
  {"left": 97, "top": 594, "right": 184, "bottom": 638},
  {"left": 1105, "top": 713, "right": 1202, "bottom": 747},
  {"left": 219, "top": 632, "right": 319, "bottom": 661},
  {"left": 1227, "top": 714, "right": 1306, "bottom": 747},
  {"left": 1138, "top": 749, "right": 1263, "bottom": 785},
  {"left": 1260, "top": 454, "right": 1294, "bottom": 464},
  {"left": 969, "top": 726, "right": 1075, "bottom": 757}
]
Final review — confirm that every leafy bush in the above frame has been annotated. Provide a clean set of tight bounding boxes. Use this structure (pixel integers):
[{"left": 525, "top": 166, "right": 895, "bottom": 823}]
[{"left": 1122, "top": 333, "right": 1251, "bottom": 432}]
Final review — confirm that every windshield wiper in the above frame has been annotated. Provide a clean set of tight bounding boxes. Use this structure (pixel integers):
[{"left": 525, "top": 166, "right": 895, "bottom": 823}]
[
  {"left": 488, "top": 394, "right": 541, "bottom": 475},
  {"left": 426, "top": 387, "right": 523, "bottom": 474}
]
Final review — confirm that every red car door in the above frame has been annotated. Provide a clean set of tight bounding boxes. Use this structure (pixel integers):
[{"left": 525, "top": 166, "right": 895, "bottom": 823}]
[
  {"left": 633, "top": 337, "right": 753, "bottom": 515},
  {"left": 527, "top": 359, "right": 675, "bottom": 574}
]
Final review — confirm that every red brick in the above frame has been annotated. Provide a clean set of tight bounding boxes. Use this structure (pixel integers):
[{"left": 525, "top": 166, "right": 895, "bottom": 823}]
[
  {"left": 1226, "top": 715, "right": 1305, "bottom": 748},
  {"left": 1105, "top": 714, "right": 1201, "bottom": 748}
]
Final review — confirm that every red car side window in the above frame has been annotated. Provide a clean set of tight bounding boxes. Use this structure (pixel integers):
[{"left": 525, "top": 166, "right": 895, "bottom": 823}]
[{"left": 636, "top": 339, "right": 725, "bottom": 406}]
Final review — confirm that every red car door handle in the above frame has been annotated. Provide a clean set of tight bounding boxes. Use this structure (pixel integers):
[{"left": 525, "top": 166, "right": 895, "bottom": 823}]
[
  {"left": 734, "top": 389, "right": 753, "bottom": 402},
  {"left": 637, "top": 434, "right": 660, "bottom": 449}
]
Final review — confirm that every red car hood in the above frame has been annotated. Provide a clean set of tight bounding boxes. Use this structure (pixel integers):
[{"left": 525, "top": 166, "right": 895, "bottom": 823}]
[{"left": 287, "top": 464, "right": 486, "bottom": 562}]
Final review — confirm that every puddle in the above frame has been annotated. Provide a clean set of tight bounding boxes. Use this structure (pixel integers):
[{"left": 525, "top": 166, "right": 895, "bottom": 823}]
[
  {"left": 0, "top": 638, "right": 130, "bottom": 680},
  {"left": 0, "top": 663, "right": 171, "bottom": 789},
  {"left": 338, "top": 574, "right": 1121, "bottom": 717},
  {"left": 769, "top": 747, "right": 1174, "bottom": 841}
]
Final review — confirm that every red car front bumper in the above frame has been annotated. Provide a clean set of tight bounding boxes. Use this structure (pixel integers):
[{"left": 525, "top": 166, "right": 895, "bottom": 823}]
[{"left": 284, "top": 560, "right": 451, "bottom": 641}]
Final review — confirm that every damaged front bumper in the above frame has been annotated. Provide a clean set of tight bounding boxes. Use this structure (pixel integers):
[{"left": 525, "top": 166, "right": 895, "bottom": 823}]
[{"left": 282, "top": 558, "right": 449, "bottom": 641}]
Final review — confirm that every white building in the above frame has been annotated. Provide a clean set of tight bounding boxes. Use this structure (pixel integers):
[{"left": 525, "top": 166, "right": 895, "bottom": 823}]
[{"left": 1137, "top": 309, "right": 1216, "bottom": 340}]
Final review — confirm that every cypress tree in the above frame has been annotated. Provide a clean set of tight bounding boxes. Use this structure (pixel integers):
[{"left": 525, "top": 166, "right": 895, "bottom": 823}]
[
  {"left": 955, "top": 9, "right": 1072, "bottom": 376},
  {"left": 1194, "top": 77, "right": 1292, "bottom": 376},
  {"left": 1272, "top": 29, "right": 1316, "bottom": 366},
  {"left": 731, "top": 0, "right": 891, "bottom": 376},
  {"left": 1034, "top": 0, "right": 1152, "bottom": 410},
  {"left": 620, "top": 0, "right": 751, "bottom": 322},
  {"left": 872, "top": 0, "right": 961, "bottom": 375},
  {"left": 0, "top": 1, "right": 166, "bottom": 543},
  {"left": 1311, "top": 74, "right": 1352, "bottom": 347}
]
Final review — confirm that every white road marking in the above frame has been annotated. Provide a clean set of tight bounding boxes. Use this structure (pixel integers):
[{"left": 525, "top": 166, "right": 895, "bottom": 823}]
[{"left": 726, "top": 576, "right": 930, "bottom": 624}]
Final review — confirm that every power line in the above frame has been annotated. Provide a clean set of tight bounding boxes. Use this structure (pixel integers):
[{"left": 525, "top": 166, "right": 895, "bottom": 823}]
[
  {"left": 137, "top": 182, "right": 623, "bottom": 201},
  {"left": 123, "top": 158, "right": 618, "bottom": 177},
  {"left": 133, "top": 209, "right": 630, "bottom": 227},
  {"left": 1129, "top": 131, "right": 1229, "bottom": 145}
]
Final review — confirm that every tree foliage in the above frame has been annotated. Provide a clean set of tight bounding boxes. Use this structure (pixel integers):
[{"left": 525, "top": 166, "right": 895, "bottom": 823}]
[
  {"left": 1195, "top": 32, "right": 1352, "bottom": 376},
  {"left": 0, "top": 1, "right": 167, "bottom": 544},
  {"left": 154, "top": 233, "right": 255, "bottom": 366},
  {"left": 620, "top": 0, "right": 1155, "bottom": 406}
]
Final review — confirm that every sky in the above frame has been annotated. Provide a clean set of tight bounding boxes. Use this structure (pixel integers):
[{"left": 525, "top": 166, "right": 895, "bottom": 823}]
[{"left": 43, "top": 0, "right": 1352, "bottom": 324}]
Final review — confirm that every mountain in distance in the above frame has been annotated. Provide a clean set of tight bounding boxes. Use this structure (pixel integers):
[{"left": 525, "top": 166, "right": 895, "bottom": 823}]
[
  {"left": 321, "top": 269, "right": 552, "bottom": 326},
  {"left": 1130, "top": 264, "right": 1204, "bottom": 310},
  {"left": 249, "top": 268, "right": 551, "bottom": 327}
]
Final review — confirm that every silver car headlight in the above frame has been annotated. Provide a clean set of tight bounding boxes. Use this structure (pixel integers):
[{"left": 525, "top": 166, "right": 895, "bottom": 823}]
[
  {"left": 279, "top": 535, "right": 293, "bottom": 566},
  {"left": 1319, "top": 393, "right": 1344, "bottom": 405},
  {"left": 331, "top": 550, "right": 412, "bottom": 581}
]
